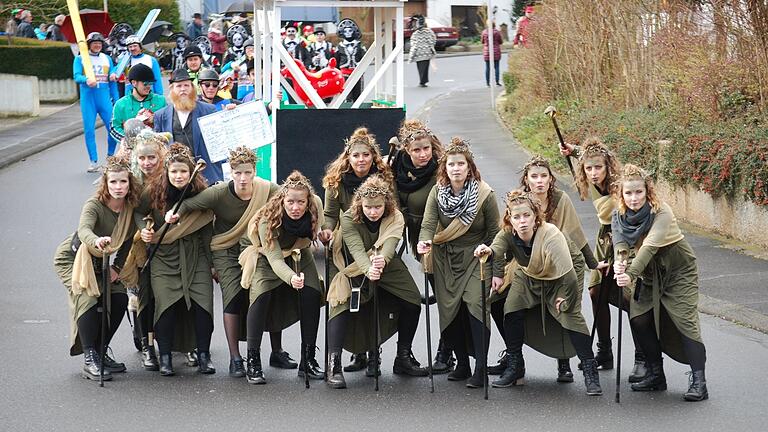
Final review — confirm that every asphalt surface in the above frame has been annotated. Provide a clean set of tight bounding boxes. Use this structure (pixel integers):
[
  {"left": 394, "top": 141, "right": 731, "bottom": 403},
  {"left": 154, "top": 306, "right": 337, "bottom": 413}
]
[{"left": 1, "top": 54, "right": 768, "bottom": 431}]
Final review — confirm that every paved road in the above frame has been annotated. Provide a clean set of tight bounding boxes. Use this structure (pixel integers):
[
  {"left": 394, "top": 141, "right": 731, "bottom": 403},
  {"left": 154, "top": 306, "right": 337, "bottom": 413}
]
[{"left": 1, "top": 54, "right": 768, "bottom": 431}]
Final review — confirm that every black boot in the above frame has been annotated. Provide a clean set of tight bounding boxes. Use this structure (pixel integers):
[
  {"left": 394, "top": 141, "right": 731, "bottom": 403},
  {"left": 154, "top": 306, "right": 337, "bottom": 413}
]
[
  {"left": 159, "top": 353, "right": 174, "bottom": 376},
  {"left": 684, "top": 370, "right": 708, "bottom": 401},
  {"left": 595, "top": 341, "right": 614, "bottom": 370},
  {"left": 492, "top": 351, "right": 525, "bottom": 388},
  {"left": 631, "top": 360, "right": 667, "bottom": 392},
  {"left": 269, "top": 350, "right": 298, "bottom": 369},
  {"left": 229, "top": 356, "right": 245, "bottom": 378},
  {"left": 102, "top": 347, "right": 126, "bottom": 373},
  {"left": 628, "top": 350, "right": 648, "bottom": 383},
  {"left": 582, "top": 358, "right": 603, "bottom": 396},
  {"left": 432, "top": 341, "right": 455, "bottom": 374},
  {"left": 365, "top": 350, "right": 381, "bottom": 378},
  {"left": 487, "top": 350, "right": 509, "bottom": 375},
  {"left": 185, "top": 350, "right": 198, "bottom": 367},
  {"left": 246, "top": 348, "right": 266, "bottom": 384},
  {"left": 466, "top": 364, "right": 487, "bottom": 388},
  {"left": 344, "top": 352, "right": 367, "bottom": 372},
  {"left": 298, "top": 344, "right": 325, "bottom": 380},
  {"left": 82, "top": 347, "right": 112, "bottom": 381},
  {"left": 393, "top": 347, "right": 429, "bottom": 376},
  {"left": 141, "top": 338, "right": 159, "bottom": 371},
  {"left": 326, "top": 351, "right": 346, "bottom": 389},
  {"left": 197, "top": 351, "right": 216, "bottom": 374},
  {"left": 557, "top": 358, "right": 574, "bottom": 383},
  {"left": 447, "top": 358, "right": 472, "bottom": 381}
]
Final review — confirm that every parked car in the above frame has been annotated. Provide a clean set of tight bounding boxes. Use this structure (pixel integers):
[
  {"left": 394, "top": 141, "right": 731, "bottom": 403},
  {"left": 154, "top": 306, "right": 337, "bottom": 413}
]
[{"left": 401, "top": 17, "right": 459, "bottom": 51}]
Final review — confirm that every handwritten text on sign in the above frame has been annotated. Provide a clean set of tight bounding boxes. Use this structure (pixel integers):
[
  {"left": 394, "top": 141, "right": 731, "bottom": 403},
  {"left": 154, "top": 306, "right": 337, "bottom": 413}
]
[{"left": 198, "top": 101, "right": 274, "bottom": 162}]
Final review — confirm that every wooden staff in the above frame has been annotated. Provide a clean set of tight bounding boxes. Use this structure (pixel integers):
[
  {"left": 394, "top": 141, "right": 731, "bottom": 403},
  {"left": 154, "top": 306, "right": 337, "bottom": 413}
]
[
  {"left": 99, "top": 249, "right": 110, "bottom": 387},
  {"left": 478, "top": 251, "right": 491, "bottom": 400},
  {"left": 423, "top": 272, "right": 435, "bottom": 393},
  {"left": 324, "top": 241, "right": 331, "bottom": 377},
  {"left": 292, "top": 248, "right": 309, "bottom": 389},
  {"left": 372, "top": 246, "right": 380, "bottom": 392},
  {"left": 544, "top": 105, "right": 576, "bottom": 179}
]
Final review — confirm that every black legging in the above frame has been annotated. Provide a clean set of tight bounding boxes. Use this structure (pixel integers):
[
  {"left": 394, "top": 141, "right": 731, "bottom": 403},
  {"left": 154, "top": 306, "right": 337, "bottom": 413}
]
[
  {"left": 630, "top": 310, "right": 706, "bottom": 370},
  {"left": 490, "top": 300, "right": 507, "bottom": 345},
  {"left": 246, "top": 287, "right": 321, "bottom": 351},
  {"left": 503, "top": 310, "right": 595, "bottom": 361},
  {"left": 416, "top": 60, "right": 430, "bottom": 85},
  {"left": 77, "top": 293, "right": 129, "bottom": 351},
  {"left": 328, "top": 288, "right": 421, "bottom": 353},
  {"left": 138, "top": 269, "right": 155, "bottom": 339},
  {"left": 154, "top": 299, "right": 214, "bottom": 355},
  {"left": 442, "top": 302, "right": 490, "bottom": 370}
]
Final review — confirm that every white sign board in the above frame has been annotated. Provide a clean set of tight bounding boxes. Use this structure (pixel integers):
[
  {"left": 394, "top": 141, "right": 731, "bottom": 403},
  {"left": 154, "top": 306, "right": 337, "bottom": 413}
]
[{"left": 198, "top": 101, "right": 274, "bottom": 163}]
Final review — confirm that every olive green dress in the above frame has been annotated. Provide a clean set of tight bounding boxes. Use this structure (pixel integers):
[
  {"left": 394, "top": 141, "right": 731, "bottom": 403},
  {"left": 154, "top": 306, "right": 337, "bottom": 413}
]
[
  {"left": 53, "top": 198, "right": 135, "bottom": 356},
  {"left": 248, "top": 218, "right": 322, "bottom": 331},
  {"left": 329, "top": 210, "right": 422, "bottom": 353},
  {"left": 418, "top": 185, "right": 500, "bottom": 331},
  {"left": 135, "top": 191, "right": 214, "bottom": 353},
  {"left": 178, "top": 180, "right": 279, "bottom": 340},
  {"left": 614, "top": 203, "right": 701, "bottom": 364},
  {"left": 492, "top": 223, "right": 588, "bottom": 359},
  {"left": 396, "top": 173, "right": 437, "bottom": 255}
]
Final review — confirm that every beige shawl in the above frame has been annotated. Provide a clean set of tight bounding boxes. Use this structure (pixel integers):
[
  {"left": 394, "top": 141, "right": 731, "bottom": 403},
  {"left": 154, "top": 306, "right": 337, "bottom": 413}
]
[
  {"left": 210, "top": 178, "right": 272, "bottom": 251},
  {"left": 591, "top": 185, "right": 614, "bottom": 225}
]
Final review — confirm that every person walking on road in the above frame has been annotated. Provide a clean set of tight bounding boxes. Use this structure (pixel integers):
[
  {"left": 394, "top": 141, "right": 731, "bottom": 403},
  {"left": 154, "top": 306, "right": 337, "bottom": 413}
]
[
  {"left": 407, "top": 15, "right": 437, "bottom": 88},
  {"left": 482, "top": 22, "right": 503, "bottom": 87},
  {"left": 74, "top": 32, "right": 119, "bottom": 173},
  {"left": 53, "top": 157, "right": 140, "bottom": 381},
  {"left": 513, "top": 6, "right": 535, "bottom": 48}
]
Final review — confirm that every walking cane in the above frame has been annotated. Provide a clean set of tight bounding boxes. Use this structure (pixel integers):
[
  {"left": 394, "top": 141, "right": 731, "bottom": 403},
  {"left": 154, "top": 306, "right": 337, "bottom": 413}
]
[
  {"left": 372, "top": 246, "right": 380, "bottom": 392},
  {"left": 324, "top": 241, "right": 331, "bottom": 378},
  {"left": 478, "top": 251, "right": 490, "bottom": 400},
  {"left": 99, "top": 249, "right": 110, "bottom": 387},
  {"left": 423, "top": 272, "right": 435, "bottom": 393},
  {"left": 615, "top": 250, "right": 629, "bottom": 403},
  {"left": 142, "top": 159, "right": 207, "bottom": 270},
  {"left": 543, "top": 105, "right": 576, "bottom": 179},
  {"left": 291, "top": 249, "right": 309, "bottom": 389}
]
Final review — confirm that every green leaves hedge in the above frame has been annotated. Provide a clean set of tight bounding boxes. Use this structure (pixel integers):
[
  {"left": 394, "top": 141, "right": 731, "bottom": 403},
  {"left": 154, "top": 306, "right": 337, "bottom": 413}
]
[{"left": 0, "top": 37, "right": 74, "bottom": 80}]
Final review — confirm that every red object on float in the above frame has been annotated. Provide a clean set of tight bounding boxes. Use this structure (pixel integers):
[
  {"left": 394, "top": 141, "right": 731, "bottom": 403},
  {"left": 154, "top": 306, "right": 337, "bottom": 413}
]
[
  {"left": 281, "top": 57, "right": 345, "bottom": 107},
  {"left": 61, "top": 9, "right": 115, "bottom": 44}
]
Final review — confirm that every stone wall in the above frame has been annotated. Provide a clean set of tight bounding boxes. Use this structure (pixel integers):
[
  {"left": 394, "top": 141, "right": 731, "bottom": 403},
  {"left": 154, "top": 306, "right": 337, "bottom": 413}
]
[
  {"left": 0, "top": 73, "right": 39, "bottom": 116},
  {"left": 39, "top": 79, "right": 78, "bottom": 103}
]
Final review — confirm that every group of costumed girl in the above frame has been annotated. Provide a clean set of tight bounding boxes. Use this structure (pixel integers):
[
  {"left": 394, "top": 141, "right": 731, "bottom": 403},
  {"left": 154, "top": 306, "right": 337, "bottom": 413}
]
[{"left": 54, "top": 121, "right": 708, "bottom": 402}]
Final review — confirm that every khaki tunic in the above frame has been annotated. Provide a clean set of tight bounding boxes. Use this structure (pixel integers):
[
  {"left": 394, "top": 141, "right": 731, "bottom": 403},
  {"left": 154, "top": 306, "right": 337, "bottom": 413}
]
[
  {"left": 323, "top": 184, "right": 354, "bottom": 231},
  {"left": 248, "top": 219, "right": 322, "bottom": 332},
  {"left": 135, "top": 192, "right": 214, "bottom": 353},
  {"left": 396, "top": 174, "right": 437, "bottom": 255},
  {"left": 53, "top": 198, "right": 134, "bottom": 356},
  {"left": 491, "top": 225, "right": 588, "bottom": 359},
  {"left": 329, "top": 210, "right": 422, "bottom": 353},
  {"left": 179, "top": 181, "right": 279, "bottom": 340},
  {"left": 418, "top": 185, "right": 500, "bottom": 331}
]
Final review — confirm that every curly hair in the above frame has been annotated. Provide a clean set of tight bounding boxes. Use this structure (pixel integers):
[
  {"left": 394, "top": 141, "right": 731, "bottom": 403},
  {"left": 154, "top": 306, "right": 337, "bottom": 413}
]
[
  {"left": 397, "top": 119, "right": 445, "bottom": 161},
  {"left": 133, "top": 134, "right": 167, "bottom": 183},
  {"left": 500, "top": 189, "right": 544, "bottom": 234},
  {"left": 436, "top": 137, "right": 482, "bottom": 186},
  {"left": 519, "top": 155, "right": 558, "bottom": 222},
  {"left": 228, "top": 145, "right": 258, "bottom": 168},
  {"left": 322, "top": 127, "right": 394, "bottom": 195},
  {"left": 96, "top": 157, "right": 141, "bottom": 208},
  {"left": 574, "top": 137, "right": 622, "bottom": 200},
  {"left": 349, "top": 175, "right": 399, "bottom": 223},
  {"left": 257, "top": 170, "right": 320, "bottom": 248},
  {"left": 148, "top": 143, "right": 208, "bottom": 213},
  {"left": 614, "top": 164, "right": 661, "bottom": 215}
]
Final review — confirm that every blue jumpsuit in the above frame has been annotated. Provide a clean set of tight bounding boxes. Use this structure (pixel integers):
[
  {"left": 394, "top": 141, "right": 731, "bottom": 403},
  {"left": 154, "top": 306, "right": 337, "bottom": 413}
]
[{"left": 73, "top": 53, "right": 119, "bottom": 163}]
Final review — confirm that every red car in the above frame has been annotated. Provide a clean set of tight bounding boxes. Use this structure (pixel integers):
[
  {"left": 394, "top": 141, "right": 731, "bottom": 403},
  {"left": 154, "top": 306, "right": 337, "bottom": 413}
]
[{"left": 402, "top": 17, "right": 459, "bottom": 51}]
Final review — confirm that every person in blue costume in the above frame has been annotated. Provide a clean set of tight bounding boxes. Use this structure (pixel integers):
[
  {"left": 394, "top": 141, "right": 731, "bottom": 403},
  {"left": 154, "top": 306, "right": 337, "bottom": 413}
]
[
  {"left": 123, "top": 35, "right": 164, "bottom": 96},
  {"left": 74, "top": 32, "right": 120, "bottom": 173}
]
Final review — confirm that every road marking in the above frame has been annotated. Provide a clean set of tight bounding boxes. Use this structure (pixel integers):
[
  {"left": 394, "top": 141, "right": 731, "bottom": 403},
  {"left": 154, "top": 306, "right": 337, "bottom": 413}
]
[{"left": 23, "top": 319, "right": 50, "bottom": 324}]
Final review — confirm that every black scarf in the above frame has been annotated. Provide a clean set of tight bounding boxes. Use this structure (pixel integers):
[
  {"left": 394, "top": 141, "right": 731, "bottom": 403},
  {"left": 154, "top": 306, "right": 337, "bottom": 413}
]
[
  {"left": 165, "top": 183, "right": 197, "bottom": 211},
  {"left": 341, "top": 164, "right": 378, "bottom": 194},
  {"left": 282, "top": 212, "right": 313, "bottom": 239},
  {"left": 611, "top": 202, "right": 655, "bottom": 248},
  {"left": 395, "top": 151, "right": 436, "bottom": 193},
  {"left": 363, "top": 215, "right": 382, "bottom": 233}
]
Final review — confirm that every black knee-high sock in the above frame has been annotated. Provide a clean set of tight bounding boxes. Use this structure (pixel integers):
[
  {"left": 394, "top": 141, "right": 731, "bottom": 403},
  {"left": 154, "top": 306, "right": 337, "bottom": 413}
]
[
  {"left": 139, "top": 298, "right": 155, "bottom": 338},
  {"left": 681, "top": 335, "right": 707, "bottom": 371},
  {"left": 190, "top": 301, "right": 213, "bottom": 352},
  {"left": 503, "top": 310, "right": 525, "bottom": 354},
  {"left": 328, "top": 311, "right": 349, "bottom": 353},
  {"left": 630, "top": 310, "right": 662, "bottom": 363},
  {"left": 443, "top": 313, "right": 469, "bottom": 366},
  {"left": 469, "top": 314, "right": 490, "bottom": 370},
  {"left": 77, "top": 305, "right": 100, "bottom": 351},
  {"left": 105, "top": 293, "right": 128, "bottom": 347},
  {"left": 155, "top": 300, "right": 182, "bottom": 355},
  {"left": 299, "top": 287, "right": 321, "bottom": 347},
  {"left": 568, "top": 330, "right": 595, "bottom": 361},
  {"left": 395, "top": 299, "right": 420, "bottom": 350},
  {"left": 246, "top": 291, "right": 272, "bottom": 351},
  {"left": 490, "top": 299, "right": 507, "bottom": 345},
  {"left": 590, "top": 285, "right": 612, "bottom": 344}
]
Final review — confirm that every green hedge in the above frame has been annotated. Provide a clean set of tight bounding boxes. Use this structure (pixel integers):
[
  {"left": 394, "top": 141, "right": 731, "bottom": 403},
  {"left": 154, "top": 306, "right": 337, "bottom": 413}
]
[{"left": 0, "top": 37, "right": 74, "bottom": 80}]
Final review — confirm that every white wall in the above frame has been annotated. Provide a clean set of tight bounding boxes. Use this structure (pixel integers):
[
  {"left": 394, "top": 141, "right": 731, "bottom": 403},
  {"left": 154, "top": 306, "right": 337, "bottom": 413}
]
[{"left": 0, "top": 74, "right": 40, "bottom": 116}]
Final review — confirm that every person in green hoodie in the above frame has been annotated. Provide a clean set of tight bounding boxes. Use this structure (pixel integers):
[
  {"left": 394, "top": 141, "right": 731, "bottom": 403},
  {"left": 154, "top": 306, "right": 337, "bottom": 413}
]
[{"left": 110, "top": 64, "right": 166, "bottom": 142}]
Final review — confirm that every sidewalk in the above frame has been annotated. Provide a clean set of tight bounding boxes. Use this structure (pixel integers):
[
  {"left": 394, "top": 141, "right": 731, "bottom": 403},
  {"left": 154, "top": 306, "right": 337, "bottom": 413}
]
[
  {"left": 418, "top": 86, "right": 768, "bottom": 333},
  {"left": 0, "top": 103, "right": 103, "bottom": 169}
]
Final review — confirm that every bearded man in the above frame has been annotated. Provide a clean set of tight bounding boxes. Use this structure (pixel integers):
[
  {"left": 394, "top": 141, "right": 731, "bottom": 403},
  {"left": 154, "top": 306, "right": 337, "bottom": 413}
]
[{"left": 154, "top": 69, "right": 223, "bottom": 182}]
